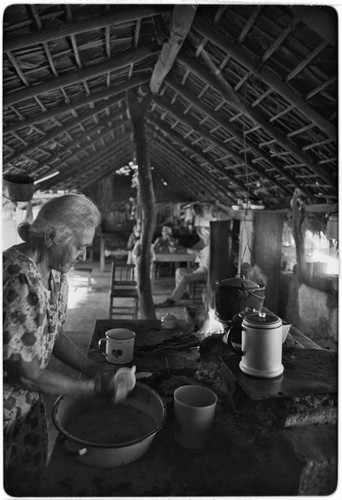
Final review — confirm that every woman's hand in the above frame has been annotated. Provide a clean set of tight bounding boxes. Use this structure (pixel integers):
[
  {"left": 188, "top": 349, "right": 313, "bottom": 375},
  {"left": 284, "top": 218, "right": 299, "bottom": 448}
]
[{"left": 93, "top": 366, "right": 136, "bottom": 403}]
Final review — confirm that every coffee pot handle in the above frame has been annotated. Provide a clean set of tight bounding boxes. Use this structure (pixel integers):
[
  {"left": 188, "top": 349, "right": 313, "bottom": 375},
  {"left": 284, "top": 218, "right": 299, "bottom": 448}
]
[{"left": 226, "top": 326, "right": 244, "bottom": 356}]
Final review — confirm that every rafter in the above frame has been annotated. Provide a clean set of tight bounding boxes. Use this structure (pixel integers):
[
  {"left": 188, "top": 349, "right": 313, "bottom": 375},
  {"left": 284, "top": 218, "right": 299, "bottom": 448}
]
[
  {"left": 4, "top": 47, "right": 155, "bottom": 108},
  {"left": 192, "top": 14, "right": 336, "bottom": 140},
  {"left": 4, "top": 97, "right": 129, "bottom": 165},
  {"left": 152, "top": 94, "right": 295, "bottom": 197},
  {"left": 3, "top": 5, "right": 172, "bottom": 52},
  {"left": 178, "top": 53, "right": 336, "bottom": 189},
  {"left": 4, "top": 75, "right": 149, "bottom": 133}
]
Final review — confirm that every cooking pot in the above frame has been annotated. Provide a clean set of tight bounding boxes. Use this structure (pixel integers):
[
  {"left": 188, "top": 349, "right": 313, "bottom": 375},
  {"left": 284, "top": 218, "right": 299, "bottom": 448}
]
[
  {"left": 227, "top": 312, "right": 284, "bottom": 379},
  {"left": 3, "top": 174, "right": 35, "bottom": 202},
  {"left": 215, "top": 275, "right": 265, "bottom": 322},
  {"left": 53, "top": 382, "right": 166, "bottom": 468}
]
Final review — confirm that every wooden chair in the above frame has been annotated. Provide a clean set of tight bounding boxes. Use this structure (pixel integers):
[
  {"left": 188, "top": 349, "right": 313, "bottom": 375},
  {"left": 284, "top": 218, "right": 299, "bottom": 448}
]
[{"left": 109, "top": 262, "right": 139, "bottom": 319}]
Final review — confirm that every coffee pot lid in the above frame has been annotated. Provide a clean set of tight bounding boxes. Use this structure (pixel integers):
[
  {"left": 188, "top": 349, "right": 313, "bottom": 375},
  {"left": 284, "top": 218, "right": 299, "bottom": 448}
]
[{"left": 242, "top": 312, "right": 282, "bottom": 328}]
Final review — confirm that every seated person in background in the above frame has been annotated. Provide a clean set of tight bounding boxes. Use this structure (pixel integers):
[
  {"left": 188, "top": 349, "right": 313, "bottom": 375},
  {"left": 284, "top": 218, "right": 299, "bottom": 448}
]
[
  {"left": 152, "top": 225, "right": 178, "bottom": 253},
  {"left": 127, "top": 223, "right": 141, "bottom": 264},
  {"left": 157, "top": 226, "right": 210, "bottom": 307}
]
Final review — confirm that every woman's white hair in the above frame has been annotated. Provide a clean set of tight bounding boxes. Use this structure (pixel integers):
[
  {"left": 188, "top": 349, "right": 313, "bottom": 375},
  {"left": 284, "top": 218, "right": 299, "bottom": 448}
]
[{"left": 18, "top": 193, "right": 101, "bottom": 245}]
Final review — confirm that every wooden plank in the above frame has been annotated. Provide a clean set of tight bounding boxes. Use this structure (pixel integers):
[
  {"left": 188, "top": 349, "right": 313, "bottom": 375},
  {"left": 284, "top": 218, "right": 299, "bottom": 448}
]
[{"left": 252, "top": 211, "right": 284, "bottom": 314}]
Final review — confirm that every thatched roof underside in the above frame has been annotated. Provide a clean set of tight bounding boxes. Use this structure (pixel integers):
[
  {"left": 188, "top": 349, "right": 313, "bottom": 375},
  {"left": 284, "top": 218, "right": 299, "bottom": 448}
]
[{"left": 2, "top": 4, "right": 338, "bottom": 210}]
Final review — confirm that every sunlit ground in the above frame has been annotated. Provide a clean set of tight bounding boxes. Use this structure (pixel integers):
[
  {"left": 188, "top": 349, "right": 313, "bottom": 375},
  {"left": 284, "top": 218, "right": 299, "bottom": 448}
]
[
  {"left": 67, "top": 286, "right": 90, "bottom": 309},
  {"left": 67, "top": 271, "right": 95, "bottom": 309}
]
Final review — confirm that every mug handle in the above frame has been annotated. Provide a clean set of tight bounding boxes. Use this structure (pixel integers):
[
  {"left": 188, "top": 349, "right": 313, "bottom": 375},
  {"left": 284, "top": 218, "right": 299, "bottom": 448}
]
[
  {"left": 226, "top": 326, "right": 244, "bottom": 356},
  {"left": 98, "top": 337, "right": 106, "bottom": 355}
]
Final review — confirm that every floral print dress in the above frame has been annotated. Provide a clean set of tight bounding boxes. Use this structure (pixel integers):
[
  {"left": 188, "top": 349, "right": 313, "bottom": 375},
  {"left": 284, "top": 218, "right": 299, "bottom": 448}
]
[{"left": 3, "top": 247, "right": 68, "bottom": 495}]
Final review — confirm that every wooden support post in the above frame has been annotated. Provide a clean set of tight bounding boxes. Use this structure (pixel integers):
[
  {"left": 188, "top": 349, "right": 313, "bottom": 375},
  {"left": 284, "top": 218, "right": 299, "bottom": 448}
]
[{"left": 127, "top": 89, "right": 156, "bottom": 319}]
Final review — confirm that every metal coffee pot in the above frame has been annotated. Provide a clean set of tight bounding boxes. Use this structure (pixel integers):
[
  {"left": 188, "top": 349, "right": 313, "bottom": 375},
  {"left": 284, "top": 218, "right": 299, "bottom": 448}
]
[{"left": 227, "top": 312, "right": 284, "bottom": 379}]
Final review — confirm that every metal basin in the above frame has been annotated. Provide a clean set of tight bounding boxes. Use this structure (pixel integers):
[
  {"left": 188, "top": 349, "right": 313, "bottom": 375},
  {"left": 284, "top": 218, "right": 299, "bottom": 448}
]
[{"left": 53, "top": 382, "right": 167, "bottom": 468}]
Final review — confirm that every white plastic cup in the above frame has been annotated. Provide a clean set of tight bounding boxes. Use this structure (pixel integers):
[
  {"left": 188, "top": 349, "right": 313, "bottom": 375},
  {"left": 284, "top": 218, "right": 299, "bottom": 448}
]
[
  {"left": 174, "top": 385, "right": 217, "bottom": 449},
  {"left": 98, "top": 329, "right": 135, "bottom": 364}
]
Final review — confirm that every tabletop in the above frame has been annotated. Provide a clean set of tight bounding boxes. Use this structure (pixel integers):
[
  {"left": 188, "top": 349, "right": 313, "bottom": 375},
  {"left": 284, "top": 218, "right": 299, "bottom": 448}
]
[
  {"left": 154, "top": 251, "right": 196, "bottom": 262},
  {"left": 42, "top": 319, "right": 337, "bottom": 496}
]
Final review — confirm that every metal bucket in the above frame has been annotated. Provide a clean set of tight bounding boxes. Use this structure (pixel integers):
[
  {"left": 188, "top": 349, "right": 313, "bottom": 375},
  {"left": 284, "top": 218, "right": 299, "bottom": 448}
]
[{"left": 214, "top": 276, "right": 265, "bottom": 322}]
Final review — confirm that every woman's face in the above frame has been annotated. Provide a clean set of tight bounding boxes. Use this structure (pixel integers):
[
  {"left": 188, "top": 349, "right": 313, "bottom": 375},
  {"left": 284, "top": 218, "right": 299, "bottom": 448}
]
[{"left": 49, "top": 226, "right": 95, "bottom": 273}]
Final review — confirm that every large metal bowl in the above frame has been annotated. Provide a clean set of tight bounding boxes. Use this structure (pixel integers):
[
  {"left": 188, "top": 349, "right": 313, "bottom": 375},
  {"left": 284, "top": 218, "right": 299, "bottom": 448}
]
[{"left": 53, "top": 382, "right": 167, "bottom": 468}]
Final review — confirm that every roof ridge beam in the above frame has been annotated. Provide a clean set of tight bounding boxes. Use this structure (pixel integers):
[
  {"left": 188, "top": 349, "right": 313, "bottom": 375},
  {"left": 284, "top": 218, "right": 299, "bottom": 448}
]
[{"left": 150, "top": 5, "right": 197, "bottom": 93}]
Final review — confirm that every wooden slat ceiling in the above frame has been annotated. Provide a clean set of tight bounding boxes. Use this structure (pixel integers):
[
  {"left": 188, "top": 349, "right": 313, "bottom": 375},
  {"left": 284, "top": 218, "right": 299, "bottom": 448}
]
[{"left": 2, "top": 4, "right": 338, "bottom": 209}]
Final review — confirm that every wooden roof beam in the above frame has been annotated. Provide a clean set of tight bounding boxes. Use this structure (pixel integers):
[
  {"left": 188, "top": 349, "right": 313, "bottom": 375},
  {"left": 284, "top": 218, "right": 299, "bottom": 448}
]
[
  {"left": 148, "top": 129, "right": 230, "bottom": 203},
  {"left": 178, "top": 53, "right": 337, "bottom": 189},
  {"left": 289, "top": 6, "right": 337, "bottom": 48},
  {"left": 165, "top": 76, "right": 313, "bottom": 200},
  {"left": 41, "top": 136, "right": 130, "bottom": 189},
  {"left": 150, "top": 146, "right": 205, "bottom": 200},
  {"left": 191, "top": 14, "right": 336, "bottom": 140},
  {"left": 150, "top": 132, "right": 224, "bottom": 198},
  {"left": 148, "top": 116, "right": 243, "bottom": 202},
  {"left": 4, "top": 97, "right": 129, "bottom": 165},
  {"left": 80, "top": 150, "right": 133, "bottom": 190},
  {"left": 4, "top": 5, "right": 172, "bottom": 52},
  {"left": 4, "top": 75, "right": 149, "bottom": 133},
  {"left": 150, "top": 6, "right": 197, "bottom": 94},
  {"left": 46, "top": 120, "right": 131, "bottom": 175},
  {"left": 153, "top": 94, "right": 294, "bottom": 197},
  {"left": 4, "top": 47, "right": 155, "bottom": 108}
]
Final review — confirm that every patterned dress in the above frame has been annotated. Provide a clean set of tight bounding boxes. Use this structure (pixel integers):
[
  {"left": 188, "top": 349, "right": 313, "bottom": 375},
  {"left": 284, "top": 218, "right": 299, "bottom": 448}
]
[{"left": 3, "top": 247, "right": 68, "bottom": 495}]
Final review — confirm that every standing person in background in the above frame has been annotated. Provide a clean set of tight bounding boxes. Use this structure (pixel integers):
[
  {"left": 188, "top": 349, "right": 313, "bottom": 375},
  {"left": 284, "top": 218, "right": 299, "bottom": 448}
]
[
  {"left": 156, "top": 226, "right": 210, "bottom": 306},
  {"left": 126, "top": 222, "right": 141, "bottom": 264},
  {"left": 3, "top": 194, "right": 136, "bottom": 496}
]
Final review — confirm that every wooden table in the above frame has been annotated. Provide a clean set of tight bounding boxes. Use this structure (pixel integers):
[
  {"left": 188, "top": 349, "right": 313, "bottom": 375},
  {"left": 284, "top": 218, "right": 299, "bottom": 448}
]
[
  {"left": 153, "top": 251, "right": 196, "bottom": 281},
  {"left": 42, "top": 319, "right": 337, "bottom": 497}
]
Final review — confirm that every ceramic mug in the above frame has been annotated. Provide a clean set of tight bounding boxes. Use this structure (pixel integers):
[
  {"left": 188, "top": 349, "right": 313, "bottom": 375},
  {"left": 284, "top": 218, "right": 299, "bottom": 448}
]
[
  {"left": 98, "top": 329, "right": 135, "bottom": 364},
  {"left": 174, "top": 385, "right": 217, "bottom": 449}
]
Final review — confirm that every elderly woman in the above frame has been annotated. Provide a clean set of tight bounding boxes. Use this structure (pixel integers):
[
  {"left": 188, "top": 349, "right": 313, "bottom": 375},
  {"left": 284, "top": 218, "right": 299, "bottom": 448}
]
[{"left": 3, "top": 194, "right": 135, "bottom": 496}]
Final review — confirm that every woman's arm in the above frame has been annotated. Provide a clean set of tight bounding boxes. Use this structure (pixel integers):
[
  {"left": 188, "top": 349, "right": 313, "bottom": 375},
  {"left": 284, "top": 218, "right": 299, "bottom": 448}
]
[
  {"left": 5, "top": 354, "right": 95, "bottom": 397},
  {"left": 52, "top": 330, "right": 101, "bottom": 378}
]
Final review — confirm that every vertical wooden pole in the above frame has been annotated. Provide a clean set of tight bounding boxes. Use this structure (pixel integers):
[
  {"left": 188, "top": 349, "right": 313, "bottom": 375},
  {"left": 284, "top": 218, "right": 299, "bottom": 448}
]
[
  {"left": 253, "top": 212, "right": 284, "bottom": 314},
  {"left": 127, "top": 89, "right": 156, "bottom": 319}
]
